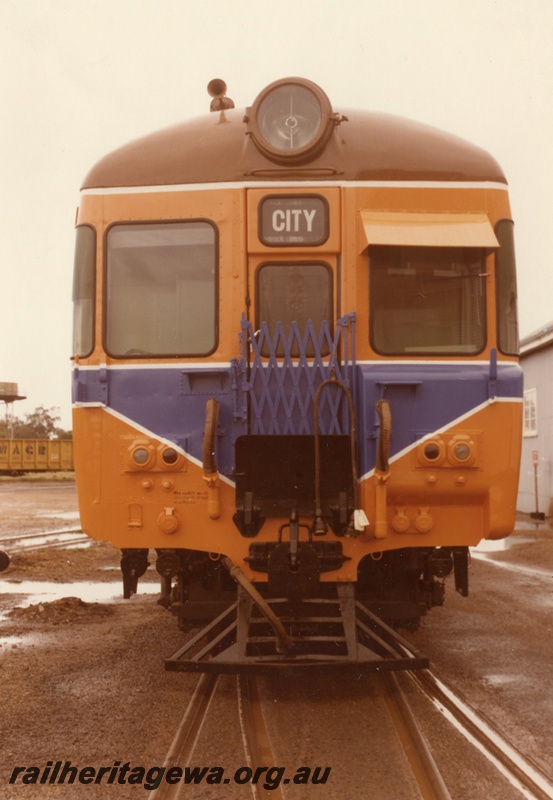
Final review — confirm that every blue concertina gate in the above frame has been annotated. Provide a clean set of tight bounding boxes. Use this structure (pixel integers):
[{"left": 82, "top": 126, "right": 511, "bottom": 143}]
[{"left": 238, "top": 314, "right": 356, "bottom": 436}]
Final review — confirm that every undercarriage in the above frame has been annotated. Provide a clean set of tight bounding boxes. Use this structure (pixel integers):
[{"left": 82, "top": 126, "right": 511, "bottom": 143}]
[{"left": 119, "top": 541, "right": 469, "bottom": 673}]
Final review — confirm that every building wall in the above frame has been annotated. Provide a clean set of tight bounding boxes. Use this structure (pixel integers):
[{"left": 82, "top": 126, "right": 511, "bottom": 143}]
[{"left": 518, "top": 346, "right": 553, "bottom": 515}]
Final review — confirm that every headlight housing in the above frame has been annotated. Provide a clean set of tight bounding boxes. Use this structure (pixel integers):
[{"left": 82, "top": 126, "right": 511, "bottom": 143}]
[
  {"left": 448, "top": 435, "right": 477, "bottom": 467},
  {"left": 246, "top": 78, "right": 336, "bottom": 163},
  {"left": 129, "top": 441, "right": 155, "bottom": 470}
]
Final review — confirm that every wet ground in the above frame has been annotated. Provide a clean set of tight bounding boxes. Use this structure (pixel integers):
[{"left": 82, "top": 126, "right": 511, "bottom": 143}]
[{"left": 0, "top": 478, "right": 552, "bottom": 797}]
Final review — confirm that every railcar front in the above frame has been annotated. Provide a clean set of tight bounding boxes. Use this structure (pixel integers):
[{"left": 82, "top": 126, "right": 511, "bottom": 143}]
[{"left": 71, "top": 78, "right": 522, "bottom": 658}]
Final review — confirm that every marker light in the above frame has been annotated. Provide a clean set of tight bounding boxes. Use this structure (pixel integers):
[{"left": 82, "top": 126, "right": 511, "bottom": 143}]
[
  {"left": 423, "top": 442, "right": 441, "bottom": 461},
  {"left": 161, "top": 447, "right": 180, "bottom": 466},
  {"left": 448, "top": 436, "right": 476, "bottom": 467},
  {"left": 132, "top": 447, "right": 150, "bottom": 465},
  {"left": 453, "top": 443, "right": 471, "bottom": 461},
  {"left": 418, "top": 437, "right": 446, "bottom": 467},
  {"left": 129, "top": 441, "right": 155, "bottom": 471},
  {"left": 158, "top": 445, "right": 184, "bottom": 470},
  {"left": 246, "top": 78, "right": 336, "bottom": 163}
]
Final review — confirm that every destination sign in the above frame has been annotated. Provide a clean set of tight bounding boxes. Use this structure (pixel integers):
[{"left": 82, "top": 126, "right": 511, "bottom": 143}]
[{"left": 259, "top": 195, "right": 329, "bottom": 246}]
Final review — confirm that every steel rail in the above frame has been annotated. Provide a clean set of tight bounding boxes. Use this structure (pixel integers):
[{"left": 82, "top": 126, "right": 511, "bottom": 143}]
[
  {"left": 13, "top": 535, "right": 90, "bottom": 553},
  {"left": 0, "top": 529, "right": 89, "bottom": 569},
  {"left": 149, "top": 673, "right": 220, "bottom": 800},
  {"left": 411, "top": 669, "right": 553, "bottom": 800},
  {"left": 238, "top": 674, "right": 286, "bottom": 800},
  {"left": 378, "top": 672, "right": 452, "bottom": 800},
  {"left": 0, "top": 527, "right": 82, "bottom": 545}
]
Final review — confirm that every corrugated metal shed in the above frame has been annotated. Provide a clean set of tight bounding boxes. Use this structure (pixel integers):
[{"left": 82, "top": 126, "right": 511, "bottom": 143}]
[{"left": 518, "top": 322, "right": 553, "bottom": 516}]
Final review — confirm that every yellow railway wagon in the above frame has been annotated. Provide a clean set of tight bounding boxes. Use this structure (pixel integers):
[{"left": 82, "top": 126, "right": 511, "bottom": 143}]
[{"left": 0, "top": 439, "right": 74, "bottom": 473}]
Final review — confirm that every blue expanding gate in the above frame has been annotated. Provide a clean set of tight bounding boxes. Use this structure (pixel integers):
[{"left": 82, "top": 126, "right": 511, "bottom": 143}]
[{"left": 238, "top": 314, "right": 356, "bottom": 435}]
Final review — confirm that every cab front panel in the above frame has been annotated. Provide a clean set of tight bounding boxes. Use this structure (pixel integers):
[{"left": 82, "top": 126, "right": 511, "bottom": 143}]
[{"left": 72, "top": 177, "right": 522, "bottom": 587}]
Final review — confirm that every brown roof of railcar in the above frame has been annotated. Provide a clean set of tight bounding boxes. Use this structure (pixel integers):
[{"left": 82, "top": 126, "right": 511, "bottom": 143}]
[{"left": 81, "top": 107, "right": 506, "bottom": 189}]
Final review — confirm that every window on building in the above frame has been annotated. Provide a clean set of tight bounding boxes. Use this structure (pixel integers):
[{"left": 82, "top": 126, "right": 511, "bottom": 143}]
[
  {"left": 523, "top": 387, "right": 538, "bottom": 437},
  {"left": 369, "top": 246, "right": 486, "bottom": 355},
  {"left": 105, "top": 221, "right": 217, "bottom": 357}
]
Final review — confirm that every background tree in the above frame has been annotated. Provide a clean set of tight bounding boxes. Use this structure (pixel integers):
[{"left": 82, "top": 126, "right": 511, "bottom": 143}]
[{"left": 0, "top": 406, "right": 72, "bottom": 439}]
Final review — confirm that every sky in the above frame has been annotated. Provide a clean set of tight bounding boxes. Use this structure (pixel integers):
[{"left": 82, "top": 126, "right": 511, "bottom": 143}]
[{"left": 1, "top": 0, "right": 552, "bottom": 431}]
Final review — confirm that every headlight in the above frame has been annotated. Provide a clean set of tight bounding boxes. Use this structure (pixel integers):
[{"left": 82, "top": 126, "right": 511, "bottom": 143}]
[
  {"left": 159, "top": 445, "right": 183, "bottom": 470},
  {"left": 418, "top": 437, "right": 446, "bottom": 466},
  {"left": 132, "top": 447, "right": 150, "bottom": 465},
  {"left": 129, "top": 442, "right": 155, "bottom": 470},
  {"left": 448, "top": 436, "right": 476, "bottom": 467},
  {"left": 161, "top": 447, "right": 179, "bottom": 465},
  {"left": 453, "top": 443, "right": 471, "bottom": 461},
  {"left": 246, "top": 78, "right": 335, "bottom": 163}
]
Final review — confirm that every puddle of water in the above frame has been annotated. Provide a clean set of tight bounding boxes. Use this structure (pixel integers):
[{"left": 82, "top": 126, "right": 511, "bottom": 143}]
[
  {"left": 474, "top": 539, "right": 506, "bottom": 553},
  {"left": 483, "top": 674, "right": 519, "bottom": 687},
  {"left": 0, "top": 579, "right": 161, "bottom": 626},
  {"left": 0, "top": 634, "right": 36, "bottom": 648},
  {"left": 472, "top": 552, "right": 552, "bottom": 581},
  {"left": 474, "top": 534, "right": 536, "bottom": 554},
  {"left": 0, "top": 580, "right": 161, "bottom": 647},
  {"left": 37, "top": 511, "right": 81, "bottom": 520}
]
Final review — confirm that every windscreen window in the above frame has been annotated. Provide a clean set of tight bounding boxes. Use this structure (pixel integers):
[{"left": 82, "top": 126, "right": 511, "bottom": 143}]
[
  {"left": 370, "top": 246, "right": 486, "bottom": 355},
  {"left": 495, "top": 220, "right": 518, "bottom": 356},
  {"left": 256, "top": 263, "right": 332, "bottom": 356},
  {"left": 106, "top": 222, "right": 217, "bottom": 357},
  {"left": 72, "top": 225, "right": 96, "bottom": 358}
]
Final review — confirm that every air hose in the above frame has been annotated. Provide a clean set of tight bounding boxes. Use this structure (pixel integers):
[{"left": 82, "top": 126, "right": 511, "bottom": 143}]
[{"left": 221, "top": 557, "right": 295, "bottom": 655}]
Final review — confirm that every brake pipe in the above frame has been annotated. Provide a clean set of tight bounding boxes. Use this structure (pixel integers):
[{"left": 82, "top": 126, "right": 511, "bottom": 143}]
[{"left": 221, "top": 556, "right": 295, "bottom": 655}]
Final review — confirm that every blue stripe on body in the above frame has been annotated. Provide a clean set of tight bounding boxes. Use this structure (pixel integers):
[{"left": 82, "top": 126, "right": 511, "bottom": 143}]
[
  {"left": 355, "top": 361, "right": 523, "bottom": 476},
  {"left": 72, "top": 361, "right": 522, "bottom": 479},
  {"left": 72, "top": 365, "right": 246, "bottom": 477}
]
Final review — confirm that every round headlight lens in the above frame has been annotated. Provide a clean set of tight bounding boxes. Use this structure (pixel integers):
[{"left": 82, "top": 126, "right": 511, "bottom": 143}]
[
  {"left": 453, "top": 442, "right": 472, "bottom": 462},
  {"left": 257, "top": 84, "right": 323, "bottom": 152},
  {"left": 161, "top": 447, "right": 179, "bottom": 466},
  {"left": 423, "top": 442, "right": 441, "bottom": 461},
  {"left": 248, "top": 78, "right": 334, "bottom": 163},
  {"left": 132, "top": 447, "right": 150, "bottom": 465}
]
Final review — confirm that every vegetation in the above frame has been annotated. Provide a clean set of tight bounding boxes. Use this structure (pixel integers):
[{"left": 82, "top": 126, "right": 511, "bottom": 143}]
[{"left": 0, "top": 406, "right": 71, "bottom": 439}]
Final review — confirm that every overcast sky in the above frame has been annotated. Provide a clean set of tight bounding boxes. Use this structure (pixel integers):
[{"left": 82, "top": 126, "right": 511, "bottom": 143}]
[{"left": 1, "top": 0, "right": 552, "bottom": 430}]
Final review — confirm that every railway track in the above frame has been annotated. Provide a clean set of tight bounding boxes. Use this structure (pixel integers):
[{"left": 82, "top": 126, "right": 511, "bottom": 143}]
[
  {"left": 149, "top": 672, "right": 284, "bottom": 800},
  {"left": 149, "top": 674, "right": 220, "bottom": 800},
  {"left": 148, "top": 670, "right": 451, "bottom": 799},
  {"left": 410, "top": 669, "right": 553, "bottom": 800},
  {"left": 378, "top": 672, "right": 451, "bottom": 800},
  {"left": 237, "top": 674, "right": 286, "bottom": 800},
  {"left": 0, "top": 527, "right": 88, "bottom": 569},
  {"left": 144, "top": 664, "right": 553, "bottom": 800}
]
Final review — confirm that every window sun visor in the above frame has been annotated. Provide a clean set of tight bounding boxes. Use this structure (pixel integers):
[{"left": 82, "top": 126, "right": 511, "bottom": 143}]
[{"left": 359, "top": 212, "right": 499, "bottom": 252}]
